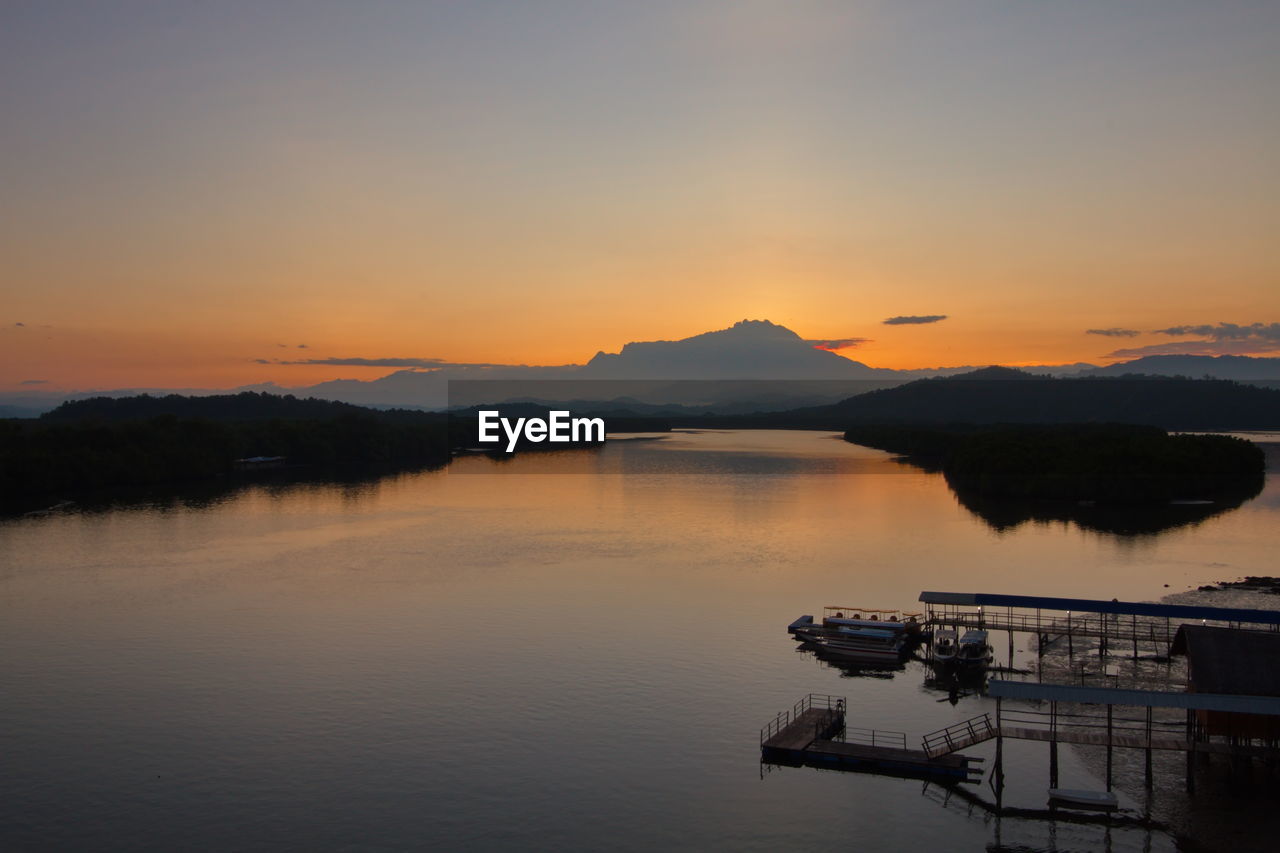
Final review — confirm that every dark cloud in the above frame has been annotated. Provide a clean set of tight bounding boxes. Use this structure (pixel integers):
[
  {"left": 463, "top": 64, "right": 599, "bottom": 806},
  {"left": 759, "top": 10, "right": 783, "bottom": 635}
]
[
  {"left": 257, "top": 356, "right": 504, "bottom": 369},
  {"left": 883, "top": 315, "right": 947, "bottom": 325},
  {"left": 1154, "top": 322, "right": 1280, "bottom": 342},
  {"left": 1103, "top": 321, "right": 1280, "bottom": 359},
  {"left": 805, "top": 338, "right": 871, "bottom": 352},
  {"left": 20, "top": 378, "right": 48, "bottom": 385},
  {"left": 14, "top": 322, "right": 25, "bottom": 327},
  {"left": 1104, "top": 340, "right": 1280, "bottom": 359},
  {"left": 1086, "top": 328, "right": 1140, "bottom": 338}
]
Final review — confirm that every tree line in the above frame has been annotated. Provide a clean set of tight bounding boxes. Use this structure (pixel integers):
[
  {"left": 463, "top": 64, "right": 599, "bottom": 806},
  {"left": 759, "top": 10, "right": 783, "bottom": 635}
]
[
  {"left": 843, "top": 423, "right": 1265, "bottom": 504},
  {"left": 1, "top": 393, "right": 462, "bottom": 511}
]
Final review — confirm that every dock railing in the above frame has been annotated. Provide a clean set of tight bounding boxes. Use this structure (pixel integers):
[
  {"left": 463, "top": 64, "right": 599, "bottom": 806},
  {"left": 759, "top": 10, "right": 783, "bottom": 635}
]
[
  {"left": 922, "top": 713, "right": 996, "bottom": 758},
  {"left": 845, "top": 725, "right": 907, "bottom": 751},
  {"left": 1000, "top": 705, "right": 1184, "bottom": 746},
  {"left": 925, "top": 608, "right": 1185, "bottom": 643},
  {"left": 760, "top": 693, "right": 845, "bottom": 745}
]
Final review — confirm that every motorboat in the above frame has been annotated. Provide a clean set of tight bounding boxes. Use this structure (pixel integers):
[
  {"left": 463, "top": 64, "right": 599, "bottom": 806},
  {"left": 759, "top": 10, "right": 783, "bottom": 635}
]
[
  {"left": 956, "top": 629, "right": 993, "bottom": 669},
  {"left": 932, "top": 628, "right": 958, "bottom": 663},
  {"left": 1047, "top": 788, "right": 1119, "bottom": 812},
  {"left": 805, "top": 625, "right": 907, "bottom": 665}
]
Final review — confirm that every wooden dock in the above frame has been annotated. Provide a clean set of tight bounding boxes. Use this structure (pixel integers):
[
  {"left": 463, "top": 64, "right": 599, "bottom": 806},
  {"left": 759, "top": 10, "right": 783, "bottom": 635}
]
[
  {"left": 797, "top": 739, "right": 980, "bottom": 781},
  {"left": 761, "top": 695, "right": 983, "bottom": 783}
]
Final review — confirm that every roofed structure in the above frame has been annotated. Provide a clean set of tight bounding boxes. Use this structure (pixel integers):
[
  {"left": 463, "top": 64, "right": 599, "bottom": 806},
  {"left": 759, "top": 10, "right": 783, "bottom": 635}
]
[{"left": 1172, "top": 624, "right": 1280, "bottom": 740}]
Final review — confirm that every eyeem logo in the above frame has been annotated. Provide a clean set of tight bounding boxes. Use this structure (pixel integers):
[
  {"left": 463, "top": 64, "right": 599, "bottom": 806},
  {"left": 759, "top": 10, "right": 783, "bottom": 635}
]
[{"left": 477, "top": 410, "right": 605, "bottom": 452}]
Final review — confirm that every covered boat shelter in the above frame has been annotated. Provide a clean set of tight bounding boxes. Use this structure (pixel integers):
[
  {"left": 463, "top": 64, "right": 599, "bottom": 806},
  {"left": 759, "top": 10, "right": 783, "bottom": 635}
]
[
  {"left": 919, "top": 591, "right": 1280, "bottom": 660},
  {"left": 1172, "top": 624, "right": 1280, "bottom": 742}
]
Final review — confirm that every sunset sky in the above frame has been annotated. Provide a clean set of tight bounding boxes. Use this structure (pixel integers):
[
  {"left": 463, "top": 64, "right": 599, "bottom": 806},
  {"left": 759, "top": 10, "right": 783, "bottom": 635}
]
[{"left": 3, "top": 1, "right": 1278, "bottom": 391}]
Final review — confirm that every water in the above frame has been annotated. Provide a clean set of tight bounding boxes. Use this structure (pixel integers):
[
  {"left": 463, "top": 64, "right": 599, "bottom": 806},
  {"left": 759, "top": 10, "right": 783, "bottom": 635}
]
[{"left": 3, "top": 430, "right": 1278, "bottom": 852}]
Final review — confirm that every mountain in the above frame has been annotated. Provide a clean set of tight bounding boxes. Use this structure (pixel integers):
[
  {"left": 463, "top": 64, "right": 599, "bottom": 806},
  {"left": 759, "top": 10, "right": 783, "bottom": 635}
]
[
  {"left": 578, "top": 319, "right": 897, "bottom": 379},
  {"left": 7, "top": 321, "right": 1278, "bottom": 414},
  {"left": 1079, "top": 354, "right": 1280, "bottom": 382},
  {"left": 815, "top": 369, "right": 1280, "bottom": 429}
]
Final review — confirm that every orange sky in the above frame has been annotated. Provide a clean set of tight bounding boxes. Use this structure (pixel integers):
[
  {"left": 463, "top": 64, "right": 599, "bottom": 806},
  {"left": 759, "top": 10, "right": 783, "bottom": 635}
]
[{"left": 3, "top": 3, "right": 1278, "bottom": 392}]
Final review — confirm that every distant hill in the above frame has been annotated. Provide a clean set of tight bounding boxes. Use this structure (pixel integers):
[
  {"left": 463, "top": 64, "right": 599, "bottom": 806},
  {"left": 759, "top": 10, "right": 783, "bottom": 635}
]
[
  {"left": 42, "top": 392, "right": 386, "bottom": 422},
  {"left": 4, "top": 393, "right": 457, "bottom": 513},
  {"left": 817, "top": 368, "right": 1280, "bottom": 429},
  {"left": 1079, "top": 354, "right": 1280, "bottom": 382},
  {"left": 694, "top": 367, "right": 1280, "bottom": 431},
  {"left": 8, "top": 321, "right": 1280, "bottom": 414},
  {"left": 843, "top": 423, "right": 1265, "bottom": 505}
]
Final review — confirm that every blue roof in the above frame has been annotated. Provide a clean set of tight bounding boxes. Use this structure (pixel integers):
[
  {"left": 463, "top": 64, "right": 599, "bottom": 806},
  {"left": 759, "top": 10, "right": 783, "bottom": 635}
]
[{"left": 919, "top": 591, "right": 1280, "bottom": 626}]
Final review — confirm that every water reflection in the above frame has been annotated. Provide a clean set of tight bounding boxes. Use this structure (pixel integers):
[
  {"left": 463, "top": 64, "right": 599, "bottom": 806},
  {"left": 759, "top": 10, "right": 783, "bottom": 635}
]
[
  {"left": 946, "top": 474, "right": 1264, "bottom": 536},
  {"left": 3, "top": 429, "right": 1273, "bottom": 852},
  {"left": 6, "top": 461, "right": 447, "bottom": 520}
]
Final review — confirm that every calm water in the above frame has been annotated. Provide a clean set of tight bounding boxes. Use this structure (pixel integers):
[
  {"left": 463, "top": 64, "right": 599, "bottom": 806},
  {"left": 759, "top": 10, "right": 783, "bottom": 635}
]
[{"left": 3, "top": 430, "right": 1278, "bottom": 852}]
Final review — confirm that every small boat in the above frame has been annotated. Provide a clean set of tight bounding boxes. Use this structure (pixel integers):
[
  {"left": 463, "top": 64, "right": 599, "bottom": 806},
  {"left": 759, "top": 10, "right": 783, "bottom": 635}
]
[
  {"left": 806, "top": 626, "right": 907, "bottom": 665},
  {"left": 956, "top": 629, "right": 993, "bottom": 669},
  {"left": 932, "top": 628, "right": 958, "bottom": 663},
  {"left": 1047, "top": 788, "right": 1119, "bottom": 812}
]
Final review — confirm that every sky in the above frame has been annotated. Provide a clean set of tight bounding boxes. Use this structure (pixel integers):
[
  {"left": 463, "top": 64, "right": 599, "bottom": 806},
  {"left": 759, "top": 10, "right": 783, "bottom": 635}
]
[{"left": 3, "top": 1, "right": 1278, "bottom": 391}]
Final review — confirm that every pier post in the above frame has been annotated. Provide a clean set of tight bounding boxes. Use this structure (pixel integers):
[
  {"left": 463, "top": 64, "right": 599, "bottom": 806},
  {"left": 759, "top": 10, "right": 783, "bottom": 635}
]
[
  {"left": 1106, "top": 704, "right": 1114, "bottom": 791},
  {"left": 995, "top": 697, "right": 1005, "bottom": 810},
  {"left": 1185, "top": 708, "right": 1196, "bottom": 794},
  {"left": 1145, "top": 707, "right": 1153, "bottom": 789}
]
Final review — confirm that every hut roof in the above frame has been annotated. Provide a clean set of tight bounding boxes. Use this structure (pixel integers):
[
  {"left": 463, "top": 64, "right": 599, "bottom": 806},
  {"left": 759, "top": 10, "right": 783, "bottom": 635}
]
[{"left": 1172, "top": 625, "right": 1280, "bottom": 697}]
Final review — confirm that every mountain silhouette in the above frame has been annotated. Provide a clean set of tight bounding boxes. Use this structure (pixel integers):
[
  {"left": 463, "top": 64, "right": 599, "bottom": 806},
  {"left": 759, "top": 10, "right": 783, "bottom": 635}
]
[
  {"left": 578, "top": 319, "right": 896, "bottom": 379},
  {"left": 816, "top": 368, "right": 1280, "bottom": 429},
  {"left": 1079, "top": 354, "right": 1280, "bottom": 381},
  {"left": 7, "top": 321, "right": 1280, "bottom": 414}
]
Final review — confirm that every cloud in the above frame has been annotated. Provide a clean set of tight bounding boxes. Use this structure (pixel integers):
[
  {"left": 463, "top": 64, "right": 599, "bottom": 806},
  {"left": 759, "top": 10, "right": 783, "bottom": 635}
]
[
  {"left": 883, "top": 314, "right": 947, "bottom": 325},
  {"left": 1086, "top": 328, "right": 1140, "bottom": 338},
  {"left": 254, "top": 356, "right": 505, "bottom": 368},
  {"left": 14, "top": 322, "right": 25, "bottom": 327},
  {"left": 1104, "top": 340, "right": 1280, "bottom": 360},
  {"left": 1153, "top": 322, "right": 1280, "bottom": 342},
  {"left": 20, "top": 378, "right": 49, "bottom": 385},
  {"left": 1102, "top": 321, "right": 1280, "bottom": 359},
  {"left": 805, "top": 337, "right": 871, "bottom": 352}
]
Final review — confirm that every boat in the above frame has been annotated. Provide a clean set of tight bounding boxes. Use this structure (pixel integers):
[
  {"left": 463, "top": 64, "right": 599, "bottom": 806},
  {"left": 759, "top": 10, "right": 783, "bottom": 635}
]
[
  {"left": 789, "top": 607, "right": 925, "bottom": 641},
  {"left": 805, "top": 626, "right": 908, "bottom": 665},
  {"left": 932, "top": 628, "right": 958, "bottom": 663},
  {"left": 955, "top": 629, "right": 993, "bottom": 669},
  {"left": 1047, "top": 788, "right": 1119, "bottom": 812}
]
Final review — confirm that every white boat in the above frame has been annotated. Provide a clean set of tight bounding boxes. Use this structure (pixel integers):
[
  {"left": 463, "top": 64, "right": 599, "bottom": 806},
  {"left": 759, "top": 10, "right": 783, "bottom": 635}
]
[
  {"left": 932, "top": 628, "right": 958, "bottom": 663},
  {"left": 956, "top": 629, "right": 993, "bottom": 668},
  {"left": 789, "top": 607, "right": 924, "bottom": 640},
  {"left": 1047, "top": 788, "right": 1119, "bottom": 812}
]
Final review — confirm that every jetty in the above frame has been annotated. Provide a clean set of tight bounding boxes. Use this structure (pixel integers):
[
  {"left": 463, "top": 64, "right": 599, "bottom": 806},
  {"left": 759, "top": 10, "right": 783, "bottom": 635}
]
[
  {"left": 768, "top": 590, "right": 1280, "bottom": 808},
  {"left": 919, "top": 590, "right": 1280, "bottom": 661},
  {"left": 760, "top": 694, "right": 983, "bottom": 783}
]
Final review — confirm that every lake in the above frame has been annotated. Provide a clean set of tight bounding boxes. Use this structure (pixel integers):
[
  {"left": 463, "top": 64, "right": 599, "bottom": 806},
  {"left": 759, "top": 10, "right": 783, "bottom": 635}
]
[{"left": 3, "top": 429, "right": 1278, "bottom": 852}]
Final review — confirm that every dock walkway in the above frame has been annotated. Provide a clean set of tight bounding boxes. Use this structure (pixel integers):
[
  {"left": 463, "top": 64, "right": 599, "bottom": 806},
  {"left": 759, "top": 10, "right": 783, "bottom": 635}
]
[{"left": 761, "top": 695, "right": 983, "bottom": 783}]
